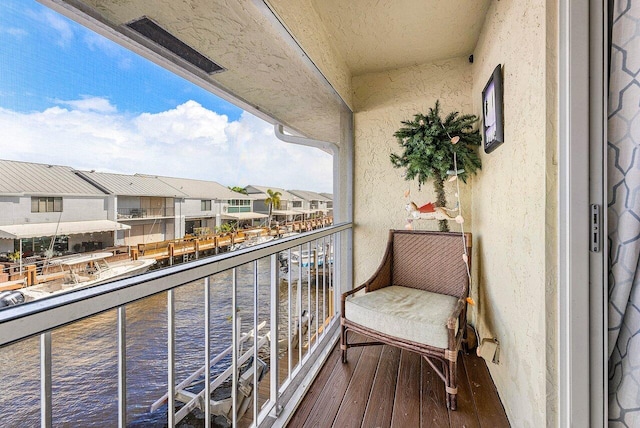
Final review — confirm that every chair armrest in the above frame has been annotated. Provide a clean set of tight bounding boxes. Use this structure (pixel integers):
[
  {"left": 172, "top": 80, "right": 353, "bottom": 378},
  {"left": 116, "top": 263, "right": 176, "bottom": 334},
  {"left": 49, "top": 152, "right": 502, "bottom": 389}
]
[
  {"left": 447, "top": 299, "right": 466, "bottom": 330},
  {"left": 342, "top": 284, "right": 366, "bottom": 300},
  {"left": 341, "top": 284, "right": 366, "bottom": 316},
  {"left": 364, "top": 253, "right": 392, "bottom": 292}
]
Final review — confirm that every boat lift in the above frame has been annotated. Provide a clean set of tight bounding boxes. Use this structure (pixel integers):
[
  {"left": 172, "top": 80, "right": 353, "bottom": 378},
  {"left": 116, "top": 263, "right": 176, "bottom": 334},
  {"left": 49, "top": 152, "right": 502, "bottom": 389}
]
[{"left": 149, "top": 312, "right": 312, "bottom": 425}]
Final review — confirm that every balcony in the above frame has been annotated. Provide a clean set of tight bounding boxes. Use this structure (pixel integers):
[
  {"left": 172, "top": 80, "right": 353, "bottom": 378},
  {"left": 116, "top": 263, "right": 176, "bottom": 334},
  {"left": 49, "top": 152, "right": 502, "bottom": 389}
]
[
  {"left": 0, "top": 224, "right": 508, "bottom": 427},
  {"left": 291, "top": 334, "right": 509, "bottom": 427},
  {"left": 117, "top": 207, "right": 176, "bottom": 219}
]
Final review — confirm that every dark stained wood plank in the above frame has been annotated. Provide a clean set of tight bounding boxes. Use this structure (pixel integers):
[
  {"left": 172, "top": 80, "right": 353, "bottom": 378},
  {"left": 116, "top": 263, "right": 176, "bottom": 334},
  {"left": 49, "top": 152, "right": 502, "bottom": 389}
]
[
  {"left": 421, "top": 356, "right": 450, "bottom": 428},
  {"left": 463, "top": 354, "right": 511, "bottom": 428},
  {"left": 289, "top": 342, "right": 509, "bottom": 428},
  {"left": 361, "top": 345, "right": 401, "bottom": 428},
  {"left": 333, "top": 342, "right": 384, "bottom": 427},
  {"left": 390, "top": 350, "right": 421, "bottom": 428},
  {"left": 289, "top": 338, "right": 366, "bottom": 427},
  {"left": 448, "top": 354, "right": 481, "bottom": 428},
  {"left": 285, "top": 342, "right": 342, "bottom": 426}
]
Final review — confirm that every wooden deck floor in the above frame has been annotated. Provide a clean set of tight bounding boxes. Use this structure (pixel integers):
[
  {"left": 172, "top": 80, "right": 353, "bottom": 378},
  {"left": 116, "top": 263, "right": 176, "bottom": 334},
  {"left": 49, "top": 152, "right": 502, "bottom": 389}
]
[{"left": 288, "top": 336, "right": 510, "bottom": 428}]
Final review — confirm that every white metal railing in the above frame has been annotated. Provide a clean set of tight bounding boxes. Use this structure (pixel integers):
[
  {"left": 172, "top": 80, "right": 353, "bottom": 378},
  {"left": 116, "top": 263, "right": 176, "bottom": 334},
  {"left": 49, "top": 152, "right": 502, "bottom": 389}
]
[{"left": 0, "top": 223, "right": 352, "bottom": 427}]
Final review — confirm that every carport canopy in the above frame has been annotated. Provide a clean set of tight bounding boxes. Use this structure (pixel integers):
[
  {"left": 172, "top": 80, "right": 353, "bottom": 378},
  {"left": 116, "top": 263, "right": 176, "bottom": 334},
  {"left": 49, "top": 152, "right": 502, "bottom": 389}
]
[
  {"left": 0, "top": 220, "right": 130, "bottom": 239},
  {"left": 221, "top": 212, "right": 268, "bottom": 220}
]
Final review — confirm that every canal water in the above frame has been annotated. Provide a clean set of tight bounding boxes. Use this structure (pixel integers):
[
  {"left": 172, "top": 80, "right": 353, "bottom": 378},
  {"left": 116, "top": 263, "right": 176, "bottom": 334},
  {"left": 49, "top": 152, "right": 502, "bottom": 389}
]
[{"left": 0, "top": 257, "right": 328, "bottom": 427}]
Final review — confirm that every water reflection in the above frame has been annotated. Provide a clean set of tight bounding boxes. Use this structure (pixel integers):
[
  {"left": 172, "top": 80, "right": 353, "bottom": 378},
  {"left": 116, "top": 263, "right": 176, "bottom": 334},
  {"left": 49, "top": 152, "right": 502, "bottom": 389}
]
[{"left": 0, "top": 257, "right": 329, "bottom": 427}]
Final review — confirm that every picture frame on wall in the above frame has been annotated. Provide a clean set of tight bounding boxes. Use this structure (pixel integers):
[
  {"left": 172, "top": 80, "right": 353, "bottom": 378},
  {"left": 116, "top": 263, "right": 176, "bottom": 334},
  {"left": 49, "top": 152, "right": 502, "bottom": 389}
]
[{"left": 482, "top": 64, "right": 504, "bottom": 153}]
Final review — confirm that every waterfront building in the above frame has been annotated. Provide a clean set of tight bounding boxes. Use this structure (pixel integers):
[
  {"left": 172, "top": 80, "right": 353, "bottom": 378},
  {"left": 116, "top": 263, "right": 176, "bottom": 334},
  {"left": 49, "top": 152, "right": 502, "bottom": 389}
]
[
  {"left": 0, "top": 159, "right": 128, "bottom": 257},
  {"left": 75, "top": 170, "right": 186, "bottom": 246},
  {"left": 244, "top": 185, "right": 303, "bottom": 223},
  {"left": 146, "top": 175, "right": 266, "bottom": 233},
  {"left": 288, "top": 189, "right": 331, "bottom": 219},
  {"left": 319, "top": 192, "right": 333, "bottom": 217}
]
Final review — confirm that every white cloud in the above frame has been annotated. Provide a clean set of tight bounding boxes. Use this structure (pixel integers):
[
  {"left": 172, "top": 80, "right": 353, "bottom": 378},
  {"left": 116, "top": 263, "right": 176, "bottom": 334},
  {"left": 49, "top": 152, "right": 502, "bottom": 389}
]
[
  {"left": 29, "top": 9, "right": 74, "bottom": 47},
  {"left": 0, "top": 26, "right": 28, "bottom": 38},
  {"left": 0, "top": 99, "right": 333, "bottom": 192},
  {"left": 55, "top": 96, "right": 117, "bottom": 113},
  {"left": 83, "top": 32, "right": 132, "bottom": 69}
]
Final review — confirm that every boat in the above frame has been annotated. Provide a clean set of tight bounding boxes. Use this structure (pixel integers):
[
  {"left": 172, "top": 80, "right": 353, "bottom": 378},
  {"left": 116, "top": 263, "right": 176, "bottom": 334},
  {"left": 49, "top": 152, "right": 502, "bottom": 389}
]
[
  {"left": 21, "top": 252, "right": 156, "bottom": 302},
  {"left": 230, "top": 229, "right": 275, "bottom": 251},
  {"left": 0, "top": 290, "right": 25, "bottom": 309},
  {"left": 289, "top": 245, "right": 333, "bottom": 268}
]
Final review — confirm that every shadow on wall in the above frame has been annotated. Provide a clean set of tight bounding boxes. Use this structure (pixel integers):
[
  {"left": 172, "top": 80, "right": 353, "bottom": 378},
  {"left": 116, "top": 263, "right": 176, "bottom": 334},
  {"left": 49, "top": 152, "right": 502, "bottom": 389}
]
[{"left": 474, "top": 237, "right": 501, "bottom": 363}]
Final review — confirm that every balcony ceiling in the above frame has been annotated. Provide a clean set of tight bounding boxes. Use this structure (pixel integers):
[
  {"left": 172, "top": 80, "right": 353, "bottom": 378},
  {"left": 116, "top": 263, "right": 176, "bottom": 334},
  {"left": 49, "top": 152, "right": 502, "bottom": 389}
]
[
  {"left": 308, "top": 0, "right": 491, "bottom": 76},
  {"left": 54, "top": 0, "right": 489, "bottom": 144}
]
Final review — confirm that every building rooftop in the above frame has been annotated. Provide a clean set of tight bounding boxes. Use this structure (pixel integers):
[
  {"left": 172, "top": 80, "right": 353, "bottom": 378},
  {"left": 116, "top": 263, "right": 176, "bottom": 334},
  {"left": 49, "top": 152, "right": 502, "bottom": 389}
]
[
  {"left": 139, "top": 175, "right": 253, "bottom": 201},
  {"left": 288, "top": 189, "right": 331, "bottom": 202},
  {"left": 245, "top": 185, "right": 299, "bottom": 201},
  {"left": 0, "top": 159, "right": 107, "bottom": 197},
  {"left": 76, "top": 170, "right": 188, "bottom": 197}
]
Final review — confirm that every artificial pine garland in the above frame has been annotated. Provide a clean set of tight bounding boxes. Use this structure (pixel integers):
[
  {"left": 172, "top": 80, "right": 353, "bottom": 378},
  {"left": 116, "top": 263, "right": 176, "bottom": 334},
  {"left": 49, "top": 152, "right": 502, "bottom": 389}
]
[{"left": 390, "top": 100, "right": 482, "bottom": 231}]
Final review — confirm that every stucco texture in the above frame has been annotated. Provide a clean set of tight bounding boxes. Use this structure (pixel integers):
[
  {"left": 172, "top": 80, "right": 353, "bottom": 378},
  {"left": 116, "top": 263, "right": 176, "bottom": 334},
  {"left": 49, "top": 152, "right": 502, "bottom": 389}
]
[
  {"left": 470, "top": 0, "right": 557, "bottom": 427},
  {"left": 352, "top": 58, "right": 474, "bottom": 284}
]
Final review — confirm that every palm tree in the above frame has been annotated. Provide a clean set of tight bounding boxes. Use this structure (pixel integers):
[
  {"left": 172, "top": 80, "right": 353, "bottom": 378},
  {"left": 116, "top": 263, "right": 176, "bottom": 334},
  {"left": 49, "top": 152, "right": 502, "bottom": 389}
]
[
  {"left": 264, "top": 189, "right": 282, "bottom": 228},
  {"left": 228, "top": 186, "right": 248, "bottom": 195},
  {"left": 390, "top": 100, "right": 482, "bottom": 231}
]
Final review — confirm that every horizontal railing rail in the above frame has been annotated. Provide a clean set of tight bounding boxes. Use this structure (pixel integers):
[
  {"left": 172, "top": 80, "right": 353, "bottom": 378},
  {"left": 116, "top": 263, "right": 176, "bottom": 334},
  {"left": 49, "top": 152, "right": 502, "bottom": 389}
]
[
  {"left": 0, "top": 222, "right": 352, "bottom": 428},
  {"left": 117, "top": 207, "right": 175, "bottom": 218},
  {"left": 0, "top": 223, "right": 351, "bottom": 346}
]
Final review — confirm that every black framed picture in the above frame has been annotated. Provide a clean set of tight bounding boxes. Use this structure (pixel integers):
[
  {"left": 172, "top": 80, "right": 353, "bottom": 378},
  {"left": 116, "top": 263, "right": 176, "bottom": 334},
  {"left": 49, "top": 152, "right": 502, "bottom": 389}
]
[{"left": 482, "top": 64, "right": 504, "bottom": 153}]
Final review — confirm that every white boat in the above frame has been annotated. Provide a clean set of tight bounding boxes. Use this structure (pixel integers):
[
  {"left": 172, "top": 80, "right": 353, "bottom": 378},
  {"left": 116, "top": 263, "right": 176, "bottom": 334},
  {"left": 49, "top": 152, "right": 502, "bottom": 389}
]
[
  {"left": 290, "top": 245, "right": 333, "bottom": 268},
  {"left": 230, "top": 229, "right": 275, "bottom": 251},
  {"left": 21, "top": 252, "right": 156, "bottom": 302}
]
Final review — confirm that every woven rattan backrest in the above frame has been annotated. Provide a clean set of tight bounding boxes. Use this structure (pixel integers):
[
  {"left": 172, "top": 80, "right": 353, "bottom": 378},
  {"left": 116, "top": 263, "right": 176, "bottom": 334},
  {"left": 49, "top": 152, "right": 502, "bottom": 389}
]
[{"left": 391, "top": 230, "right": 470, "bottom": 297}]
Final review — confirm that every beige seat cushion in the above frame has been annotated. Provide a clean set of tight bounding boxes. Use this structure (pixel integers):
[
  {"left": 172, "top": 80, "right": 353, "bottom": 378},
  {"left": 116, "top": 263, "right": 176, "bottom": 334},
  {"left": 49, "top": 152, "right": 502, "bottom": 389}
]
[{"left": 345, "top": 285, "right": 459, "bottom": 349}]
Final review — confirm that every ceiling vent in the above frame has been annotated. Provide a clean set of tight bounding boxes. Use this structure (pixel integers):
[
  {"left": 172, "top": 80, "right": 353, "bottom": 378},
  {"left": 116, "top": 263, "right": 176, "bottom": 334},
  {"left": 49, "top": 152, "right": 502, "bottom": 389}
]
[{"left": 127, "top": 17, "right": 224, "bottom": 74}]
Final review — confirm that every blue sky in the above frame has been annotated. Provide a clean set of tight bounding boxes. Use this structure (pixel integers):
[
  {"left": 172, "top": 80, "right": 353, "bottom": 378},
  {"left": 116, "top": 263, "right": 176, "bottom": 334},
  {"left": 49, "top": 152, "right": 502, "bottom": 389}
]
[
  {"left": 0, "top": 0, "right": 332, "bottom": 192},
  {"left": 0, "top": 0, "right": 243, "bottom": 119}
]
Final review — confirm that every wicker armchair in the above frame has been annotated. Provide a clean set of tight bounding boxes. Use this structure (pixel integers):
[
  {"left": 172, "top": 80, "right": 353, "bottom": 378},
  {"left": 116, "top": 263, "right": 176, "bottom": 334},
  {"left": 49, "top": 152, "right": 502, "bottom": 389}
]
[{"left": 341, "top": 230, "right": 472, "bottom": 410}]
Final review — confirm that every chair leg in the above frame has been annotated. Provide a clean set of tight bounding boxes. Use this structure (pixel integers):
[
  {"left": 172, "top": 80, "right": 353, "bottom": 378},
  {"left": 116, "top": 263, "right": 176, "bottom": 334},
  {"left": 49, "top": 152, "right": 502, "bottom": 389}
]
[
  {"left": 341, "top": 324, "right": 348, "bottom": 363},
  {"left": 446, "top": 359, "right": 458, "bottom": 410}
]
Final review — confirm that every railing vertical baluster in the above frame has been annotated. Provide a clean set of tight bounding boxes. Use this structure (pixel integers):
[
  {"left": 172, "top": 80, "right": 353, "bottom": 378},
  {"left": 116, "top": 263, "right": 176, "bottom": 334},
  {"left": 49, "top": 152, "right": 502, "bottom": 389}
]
[
  {"left": 306, "top": 242, "right": 311, "bottom": 349},
  {"left": 232, "top": 268, "right": 238, "bottom": 426},
  {"left": 270, "top": 254, "right": 280, "bottom": 416},
  {"left": 252, "top": 260, "right": 259, "bottom": 427},
  {"left": 315, "top": 239, "right": 320, "bottom": 345},
  {"left": 40, "top": 332, "right": 52, "bottom": 428},
  {"left": 117, "top": 306, "right": 127, "bottom": 428},
  {"left": 333, "top": 233, "right": 339, "bottom": 317},
  {"left": 322, "top": 237, "right": 326, "bottom": 336},
  {"left": 287, "top": 249, "right": 292, "bottom": 377},
  {"left": 204, "top": 277, "right": 211, "bottom": 428},
  {"left": 297, "top": 245, "right": 302, "bottom": 362},
  {"left": 167, "top": 290, "right": 175, "bottom": 427}
]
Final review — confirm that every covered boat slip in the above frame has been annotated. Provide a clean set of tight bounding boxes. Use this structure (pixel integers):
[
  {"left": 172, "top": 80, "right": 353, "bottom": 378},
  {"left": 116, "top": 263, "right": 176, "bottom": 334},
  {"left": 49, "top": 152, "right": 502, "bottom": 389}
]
[
  {"left": 0, "top": 220, "right": 129, "bottom": 240},
  {"left": 0, "top": 220, "right": 131, "bottom": 285}
]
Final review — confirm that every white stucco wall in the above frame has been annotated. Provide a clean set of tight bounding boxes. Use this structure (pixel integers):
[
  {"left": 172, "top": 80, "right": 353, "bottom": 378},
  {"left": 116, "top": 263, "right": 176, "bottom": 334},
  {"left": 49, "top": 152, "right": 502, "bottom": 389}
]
[
  {"left": 469, "top": 0, "right": 557, "bottom": 426},
  {"left": 352, "top": 57, "right": 474, "bottom": 283},
  {"left": 0, "top": 196, "right": 108, "bottom": 225}
]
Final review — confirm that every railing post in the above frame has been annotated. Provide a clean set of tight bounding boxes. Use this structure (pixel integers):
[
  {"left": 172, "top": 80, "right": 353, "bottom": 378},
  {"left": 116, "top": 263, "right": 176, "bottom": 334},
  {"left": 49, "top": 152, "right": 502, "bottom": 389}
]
[
  {"left": 252, "top": 260, "right": 260, "bottom": 426},
  {"left": 118, "top": 306, "right": 127, "bottom": 428},
  {"left": 231, "top": 268, "right": 238, "bottom": 426},
  {"left": 40, "top": 332, "right": 52, "bottom": 428},
  {"left": 167, "top": 290, "right": 175, "bottom": 427},
  {"left": 204, "top": 277, "right": 211, "bottom": 428},
  {"left": 270, "top": 253, "right": 281, "bottom": 417}
]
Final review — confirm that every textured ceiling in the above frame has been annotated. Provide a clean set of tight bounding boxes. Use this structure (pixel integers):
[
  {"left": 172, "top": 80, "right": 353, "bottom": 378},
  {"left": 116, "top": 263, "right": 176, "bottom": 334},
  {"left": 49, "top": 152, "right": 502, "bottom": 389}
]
[
  {"left": 53, "top": 0, "right": 489, "bottom": 144},
  {"left": 56, "top": 0, "right": 347, "bottom": 144},
  {"left": 308, "top": 0, "right": 491, "bottom": 76}
]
